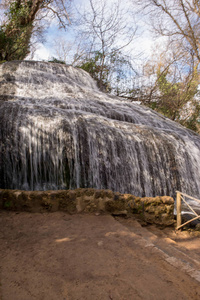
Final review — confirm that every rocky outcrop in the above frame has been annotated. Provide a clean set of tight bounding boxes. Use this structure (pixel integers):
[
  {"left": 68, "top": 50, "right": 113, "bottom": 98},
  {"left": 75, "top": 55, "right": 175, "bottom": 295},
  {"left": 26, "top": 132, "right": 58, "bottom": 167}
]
[
  {"left": 0, "top": 188, "right": 174, "bottom": 226},
  {"left": 1, "top": 61, "right": 200, "bottom": 202}
]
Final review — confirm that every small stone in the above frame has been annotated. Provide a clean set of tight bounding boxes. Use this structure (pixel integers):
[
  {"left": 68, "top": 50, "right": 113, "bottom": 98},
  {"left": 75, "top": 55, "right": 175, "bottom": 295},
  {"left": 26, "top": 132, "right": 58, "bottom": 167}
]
[{"left": 195, "top": 223, "right": 200, "bottom": 231}]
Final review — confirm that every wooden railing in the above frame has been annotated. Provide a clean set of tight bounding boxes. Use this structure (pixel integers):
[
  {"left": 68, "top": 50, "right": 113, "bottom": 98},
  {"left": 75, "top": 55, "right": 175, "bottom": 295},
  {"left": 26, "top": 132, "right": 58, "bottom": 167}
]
[{"left": 176, "top": 191, "right": 200, "bottom": 230}]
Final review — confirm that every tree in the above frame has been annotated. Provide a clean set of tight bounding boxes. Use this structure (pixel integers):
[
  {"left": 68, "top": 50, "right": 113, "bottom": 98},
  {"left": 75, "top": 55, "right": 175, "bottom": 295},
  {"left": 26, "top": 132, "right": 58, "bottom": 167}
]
[
  {"left": 0, "top": 0, "right": 71, "bottom": 61},
  {"left": 155, "top": 63, "right": 199, "bottom": 120},
  {"left": 79, "top": 51, "right": 110, "bottom": 91},
  {"left": 135, "top": 0, "right": 200, "bottom": 65},
  {"left": 51, "top": 35, "right": 87, "bottom": 66},
  {"left": 78, "top": 49, "right": 136, "bottom": 93},
  {"left": 132, "top": 0, "right": 200, "bottom": 132},
  {"left": 75, "top": 0, "right": 137, "bottom": 91}
]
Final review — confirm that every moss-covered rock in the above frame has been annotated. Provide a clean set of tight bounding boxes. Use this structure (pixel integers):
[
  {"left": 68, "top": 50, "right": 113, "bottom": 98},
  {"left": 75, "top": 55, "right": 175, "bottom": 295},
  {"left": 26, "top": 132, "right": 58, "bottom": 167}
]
[{"left": 0, "top": 188, "right": 175, "bottom": 226}]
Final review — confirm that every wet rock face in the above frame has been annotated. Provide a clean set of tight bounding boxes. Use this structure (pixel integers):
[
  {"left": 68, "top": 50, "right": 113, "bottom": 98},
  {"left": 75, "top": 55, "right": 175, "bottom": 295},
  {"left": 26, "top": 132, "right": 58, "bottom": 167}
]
[
  {"left": 0, "top": 188, "right": 175, "bottom": 226},
  {"left": 0, "top": 61, "right": 200, "bottom": 201}
]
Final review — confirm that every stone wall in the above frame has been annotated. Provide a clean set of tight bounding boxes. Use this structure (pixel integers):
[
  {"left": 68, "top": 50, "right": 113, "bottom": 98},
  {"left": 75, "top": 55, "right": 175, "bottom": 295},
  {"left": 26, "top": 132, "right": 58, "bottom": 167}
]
[{"left": 0, "top": 188, "right": 174, "bottom": 226}]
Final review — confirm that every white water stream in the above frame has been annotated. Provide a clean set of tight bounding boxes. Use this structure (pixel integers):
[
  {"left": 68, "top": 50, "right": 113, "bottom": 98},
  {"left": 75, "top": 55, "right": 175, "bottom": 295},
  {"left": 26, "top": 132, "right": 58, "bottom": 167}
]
[{"left": 0, "top": 61, "right": 200, "bottom": 203}]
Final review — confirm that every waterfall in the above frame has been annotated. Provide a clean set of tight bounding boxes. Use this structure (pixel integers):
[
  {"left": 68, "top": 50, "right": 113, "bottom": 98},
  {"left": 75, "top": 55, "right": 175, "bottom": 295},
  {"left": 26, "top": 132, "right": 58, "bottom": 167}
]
[{"left": 0, "top": 61, "right": 200, "bottom": 201}]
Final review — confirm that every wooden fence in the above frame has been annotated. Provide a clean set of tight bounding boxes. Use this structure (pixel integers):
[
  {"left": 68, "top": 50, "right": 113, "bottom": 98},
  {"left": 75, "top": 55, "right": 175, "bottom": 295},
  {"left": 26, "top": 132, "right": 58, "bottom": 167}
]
[{"left": 176, "top": 191, "right": 200, "bottom": 230}]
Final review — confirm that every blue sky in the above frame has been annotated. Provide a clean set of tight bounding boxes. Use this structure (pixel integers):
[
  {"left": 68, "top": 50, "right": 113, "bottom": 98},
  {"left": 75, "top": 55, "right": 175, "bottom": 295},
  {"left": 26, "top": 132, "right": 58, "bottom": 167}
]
[
  {"left": 0, "top": 0, "right": 165, "bottom": 69},
  {"left": 30, "top": 0, "right": 158, "bottom": 64}
]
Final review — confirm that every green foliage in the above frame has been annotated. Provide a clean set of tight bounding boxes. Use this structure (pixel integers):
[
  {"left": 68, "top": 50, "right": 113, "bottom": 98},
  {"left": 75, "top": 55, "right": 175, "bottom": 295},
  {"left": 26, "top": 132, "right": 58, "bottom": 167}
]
[
  {"left": 0, "top": 27, "right": 7, "bottom": 60},
  {"left": 0, "top": 1, "right": 33, "bottom": 61},
  {"left": 150, "top": 66, "right": 200, "bottom": 132},
  {"left": 78, "top": 51, "right": 110, "bottom": 91},
  {"left": 48, "top": 57, "right": 66, "bottom": 64},
  {"left": 78, "top": 50, "right": 134, "bottom": 94}
]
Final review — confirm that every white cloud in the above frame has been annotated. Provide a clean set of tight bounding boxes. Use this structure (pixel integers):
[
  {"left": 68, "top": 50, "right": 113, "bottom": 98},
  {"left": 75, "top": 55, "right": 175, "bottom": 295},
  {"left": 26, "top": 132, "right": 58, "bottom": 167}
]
[{"left": 28, "top": 43, "right": 51, "bottom": 61}]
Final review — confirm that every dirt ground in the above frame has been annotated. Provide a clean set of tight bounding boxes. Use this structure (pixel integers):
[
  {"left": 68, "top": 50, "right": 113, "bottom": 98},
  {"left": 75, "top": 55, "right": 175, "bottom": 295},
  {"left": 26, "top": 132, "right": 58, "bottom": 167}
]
[{"left": 0, "top": 211, "right": 200, "bottom": 300}]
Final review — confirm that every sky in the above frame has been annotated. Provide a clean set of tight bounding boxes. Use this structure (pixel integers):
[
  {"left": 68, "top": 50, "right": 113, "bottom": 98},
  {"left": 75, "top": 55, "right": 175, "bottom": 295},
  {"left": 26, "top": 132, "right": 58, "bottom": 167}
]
[
  {"left": 0, "top": 0, "right": 166, "bottom": 81},
  {"left": 29, "top": 0, "right": 157, "bottom": 65},
  {"left": 0, "top": 0, "right": 157, "bottom": 63}
]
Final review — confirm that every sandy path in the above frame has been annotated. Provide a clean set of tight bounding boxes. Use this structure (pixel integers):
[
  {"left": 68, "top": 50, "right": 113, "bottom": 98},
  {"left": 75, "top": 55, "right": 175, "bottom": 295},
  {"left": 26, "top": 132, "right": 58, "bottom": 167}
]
[{"left": 0, "top": 211, "right": 200, "bottom": 300}]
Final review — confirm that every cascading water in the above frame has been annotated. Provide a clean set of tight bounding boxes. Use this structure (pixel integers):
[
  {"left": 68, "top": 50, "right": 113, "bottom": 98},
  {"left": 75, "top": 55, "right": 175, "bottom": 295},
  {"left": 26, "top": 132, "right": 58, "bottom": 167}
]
[{"left": 0, "top": 61, "right": 200, "bottom": 203}]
